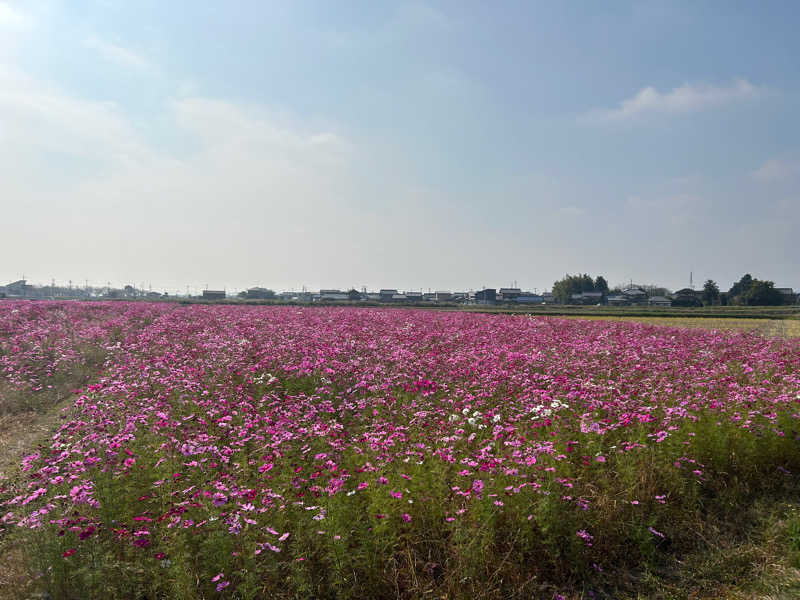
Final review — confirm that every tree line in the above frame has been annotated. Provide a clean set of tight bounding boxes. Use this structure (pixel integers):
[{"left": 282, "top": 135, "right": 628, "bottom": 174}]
[
  {"left": 701, "top": 274, "right": 788, "bottom": 306},
  {"left": 552, "top": 273, "right": 794, "bottom": 306}
]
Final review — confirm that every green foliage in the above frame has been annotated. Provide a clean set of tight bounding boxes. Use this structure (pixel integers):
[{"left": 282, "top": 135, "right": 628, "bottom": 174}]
[
  {"left": 728, "top": 274, "right": 786, "bottom": 306},
  {"left": 16, "top": 406, "right": 800, "bottom": 600},
  {"left": 594, "top": 276, "right": 609, "bottom": 294},
  {"left": 701, "top": 279, "right": 720, "bottom": 306},
  {"left": 742, "top": 280, "right": 784, "bottom": 306},
  {"left": 552, "top": 273, "right": 607, "bottom": 303},
  {"left": 728, "top": 274, "right": 754, "bottom": 300}
]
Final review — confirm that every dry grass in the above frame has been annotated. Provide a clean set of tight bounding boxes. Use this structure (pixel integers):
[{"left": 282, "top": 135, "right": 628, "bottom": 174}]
[
  {"left": 563, "top": 316, "right": 800, "bottom": 338},
  {"left": 0, "top": 394, "right": 74, "bottom": 479},
  {"left": 0, "top": 392, "right": 79, "bottom": 600}
]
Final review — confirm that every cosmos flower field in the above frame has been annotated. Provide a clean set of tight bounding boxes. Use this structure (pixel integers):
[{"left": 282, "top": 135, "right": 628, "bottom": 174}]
[{"left": 2, "top": 301, "right": 799, "bottom": 598}]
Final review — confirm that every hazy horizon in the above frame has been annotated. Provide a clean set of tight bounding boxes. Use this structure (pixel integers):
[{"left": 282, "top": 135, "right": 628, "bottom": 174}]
[{"left": 2, "top": 1, "right": 798, "bottom": 294}]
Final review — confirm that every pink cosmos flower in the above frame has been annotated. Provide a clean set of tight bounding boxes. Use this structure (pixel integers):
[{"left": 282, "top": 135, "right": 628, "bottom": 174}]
[{"left": 576, "top": 529, "right": 593, "bottom": 546}]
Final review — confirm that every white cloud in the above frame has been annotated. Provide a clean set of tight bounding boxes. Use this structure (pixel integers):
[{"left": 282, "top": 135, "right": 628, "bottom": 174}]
[
  {"left": 752, "top": 157, "right": 800, "bottom": 182},
  {"left": 585, "top": 79, "right": 763, "bottom": 122},
  {"left": 0, "top": 66, "right": 146, "bottom": 161},
  {"left": 0, "top": 64, "right": 361, "bottom": 288},
  {"left": 167, "top": 97, "right": 351, "bottom": 167},
  {"left": 0, "top": 1, "right": 30, "bottom": 29},
  {"left": 84, "top": 36, "right": 150, "bottom": 70}
]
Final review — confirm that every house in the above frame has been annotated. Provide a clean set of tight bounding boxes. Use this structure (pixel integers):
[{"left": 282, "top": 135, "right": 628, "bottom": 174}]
[
  {"left": 319, "top": 290, "right": 349, "bottom": 301},
  {"left": 474, "top": 288, "right": 496, "bottom": 304},
  {"left": 391, "top": 294, "right": 408, "bottom": 302},
  {"left": 3, "top": 280, "right": 31, "bottom": 297},
  {"left": 202, "top": 290, "right": 226, "bottom": 300},
  {"left": 607, "top": 294, "right": 629, "bottom": 306},
  {"left": 621, "top": 287, "right": 649, "bottom": 306},
  {"left": 405, "top": 291, "right": 423, "bottom": 302},
  {"left": 515, "top": 294, "right": 544, "bottom": 304},
  {"left": 583, "top": 291, "right": 604, "bottom": 304},
  {"left": 671, "top": 288, "right": 702, "bottom": 307},
  {"left": 541, "top": 292, "right": 555, "bottom": 304},
  {"left": 379, "top": 289, "right": 398, "bottom": 302},
  {"left": 648, "top": 296, "right": 672, "bottom": 307},
  {"left": 570, "top": 291, "right": 604, "bottom": 305},
  {"left": 776, "top": 288, "right": 796, "bottom": 304},
  {"left": 247, "top": 287, "right": 274, "bottom": 299},
  {"left": 435, "top": 291, "right": 452, "bottom": 302},
  {"left": 498, "top": 288, "right": 522, "bottom": 302}
]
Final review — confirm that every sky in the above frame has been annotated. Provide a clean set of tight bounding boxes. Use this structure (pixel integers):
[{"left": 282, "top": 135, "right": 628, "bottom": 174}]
[{"left": 2, "top": 0, "right": 799, "bottom": 295}]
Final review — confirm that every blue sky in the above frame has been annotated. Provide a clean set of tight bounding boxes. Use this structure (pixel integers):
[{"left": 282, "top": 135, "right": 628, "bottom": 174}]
[{"left": 2, "top": 0, "right": 798, "bottom": 294}]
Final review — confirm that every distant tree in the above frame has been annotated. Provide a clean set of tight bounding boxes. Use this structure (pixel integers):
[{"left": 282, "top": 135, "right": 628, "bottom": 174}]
[
  {"left": 552, "top": 273, "right": 608, "bottom": 303},
  {"left": 552, "top": 275, "right": 582, "bottom": 303},
  {"left": 237, "top": 291, "right": 248, "bottom": 299},
  {"left": 727, "top": 274, "right": 753, "bottom": 304},
  {"left": 741, "top": 280, "right": 783, "bottom": 306},
  {"left": 594, "top": 276, "right": 609, "bottom": 294},
  {"left": 701, "top": 280, "right": 720, "bottom": 306},
  {"left": 641, "top": 284, "right": 671, "bottom": 297}
]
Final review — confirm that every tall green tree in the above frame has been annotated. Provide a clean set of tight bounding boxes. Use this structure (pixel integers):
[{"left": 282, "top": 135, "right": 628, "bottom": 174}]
[
  {"left": 742, "top": 280, "right": 783, "bottom": 306},
  {"left": 727, "top": 274, "right": 753, "bottom": 304},
  {"left": 594, "top": 276, "right": 609, "bottom": 294},
  {"left": 552, "top": 273, "right": 608, "bottom": 303},
  {"left": 701, "top": 280, "right": 720, "bottom": 306}
]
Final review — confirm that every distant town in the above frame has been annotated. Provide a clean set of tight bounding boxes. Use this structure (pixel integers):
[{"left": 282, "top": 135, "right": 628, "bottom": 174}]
[{"left": 1, "top": 275, "right": 797, "bottom": 307}]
